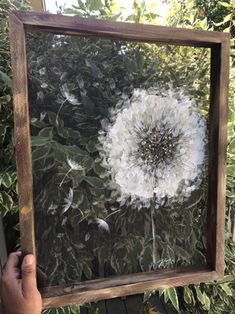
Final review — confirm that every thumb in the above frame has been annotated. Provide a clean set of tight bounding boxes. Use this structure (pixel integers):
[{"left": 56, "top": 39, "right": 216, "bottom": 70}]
[{"left": 21, "top": 254, "right": 37, "bottom": 295}]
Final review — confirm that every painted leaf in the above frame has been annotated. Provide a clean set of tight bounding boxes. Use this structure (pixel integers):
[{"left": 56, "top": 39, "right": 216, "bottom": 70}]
[
  {"left": 83, "top": 176, "right": 105, "bottom": 189},
  {"left": 62, "top": 188, "right": 74, "bottom": 214},
  {"left": 31, "top": 136, "right": 51, "bottom": 146},
  {"left": 0, "top": 70, "right": 12, "bottom": 87}
]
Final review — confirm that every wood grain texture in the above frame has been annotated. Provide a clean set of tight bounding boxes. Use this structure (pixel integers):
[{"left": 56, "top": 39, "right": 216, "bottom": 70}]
[
  {"left": 41, "top": 267, "right": 218, "bottom": 308},
  {"left": 12, "top": 11, "right": 229, "bottom": 47},
  {"left": 9, "top": 13, "right": 36, "bottom": 256},
  {"left": 207, "top": 37, "right": 230, "bottom": 277},
  {"left": 215, "top": 38, "right": 230, "bottom": 276}
]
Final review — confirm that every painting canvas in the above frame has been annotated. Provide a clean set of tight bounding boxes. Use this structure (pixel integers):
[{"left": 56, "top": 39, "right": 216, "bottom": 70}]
[
  {"left": 27, "top": 32, "right": 209, "bottom": 285},
  {"left": 9, "top": 11, "right": 229, "bottom": 308}
]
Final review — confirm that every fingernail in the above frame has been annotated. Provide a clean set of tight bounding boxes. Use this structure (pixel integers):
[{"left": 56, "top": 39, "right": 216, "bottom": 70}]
[{"left": 23, "top": 255, "right": 34, "bottom": 266}]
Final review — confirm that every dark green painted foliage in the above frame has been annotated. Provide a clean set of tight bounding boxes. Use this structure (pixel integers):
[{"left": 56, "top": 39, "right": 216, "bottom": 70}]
[{"left": 26, "top": 29, "right": 210, "bottom": 288}]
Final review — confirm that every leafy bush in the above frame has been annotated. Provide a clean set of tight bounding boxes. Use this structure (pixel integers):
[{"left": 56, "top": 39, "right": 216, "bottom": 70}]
[{"left": 0, "top": 0, "right": 17, "bottom": 217}]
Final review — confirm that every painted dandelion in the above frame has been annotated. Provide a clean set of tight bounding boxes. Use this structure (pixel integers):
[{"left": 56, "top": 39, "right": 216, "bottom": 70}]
[
  {"left": 99, "top": 88, "right": 206, "bottom": 208},
  {"left": 27, "top": 31, "right": 212, "bottom": 283}
]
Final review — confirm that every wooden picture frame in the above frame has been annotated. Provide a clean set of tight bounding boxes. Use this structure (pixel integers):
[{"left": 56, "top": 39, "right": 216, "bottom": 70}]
[{"left": 9, "top": 11, "right": 230, "bottom": 309}]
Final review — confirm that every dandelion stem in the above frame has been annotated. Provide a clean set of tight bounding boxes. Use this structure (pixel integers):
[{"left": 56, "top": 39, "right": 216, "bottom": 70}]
[
  {"left": 56, "top": 100, "right": 66, "bottom": 123},
  {"left": 151, "top": 197, "right": 157, "bottom": 268},
  {"left": 104, "top": 209, "right": 121, "bottom": 220},
  {"left": 59, "top": 168, "right": 72, "bottom": 187}
]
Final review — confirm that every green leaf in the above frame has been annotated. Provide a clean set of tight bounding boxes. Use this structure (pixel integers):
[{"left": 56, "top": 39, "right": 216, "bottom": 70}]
[
  {"left": 0, "top": 70, "right": 12, "bottom": 88},
  {"left": 69, "top": 145, "right": 89, "bottom": 157},
  {"left": 175, "top": 245, "right": 191, "bottom": 262},
  {"left": 135, "top": 49, "right": 144, "bottom": 71},
  {"left": 47, "top": 111, "right": 64, "bottom": 128},
  {"left": 39, "top": 127, "right": 53, "bottom": 138},
  {"left": 73, "top": 190, "right": 84, "bottom": 206},
  {"left": 70, "top": 305, "right": 81, "bottom": 314},
  {"left": 66, "top": 128, "right": 81, "bottom": 139},
  {"left": 220, "top": 283, "right": 233, "bottom": 296},
  {"left": 217, "top": 275, "right": 235, "bottom": 284},
  {"left": 195, "top": 285, "right": 211, "bottom": 310},
  {"left": 227, "top": 165, "right": 235, "bottom": 176},
  {"left": 219, "top": 1, "right": 232, "bottom": 8},
  {"left": 82, "top": 157, "right": 94, "bottom": 171},
  {"left": 82, "top": 176, "right": 105, "bottom": 189},
  {"left": 31, "top": 136, "right": 51, "bottom": 146},
  {"left": 32, "top": 146, "right": 50, "bottom": 162},
  {"left": 0, "top": 191, "right": 14, "bottom": 212},
  {"left": 83, "top": 263, "right": 92, "bottom": 279},
  {"left": 57, "top": 125, "right": 69, "bottom": 139},
  {"left": 202, "top": 292, "right": 211, "bottom": 311},
  {"left": 86, "top": 0, "right": 103, "bottom": 11},
  {"left": 165, "top": 288, "right": 179, "bottom": 312},
  {"left": 183, "top": 286, "right": 193, "bottom": 304},
  {"left": 143, "top": 290, "right": 156, "bottom": 302},
  {"left": 93, "top": 162, "right": 106, "bottom": 177},
  {"left": 1, "top": 172, "right": 12, "bottom": 188},
  {"left": 86, "top": 140, "right": 98, "bottom": 153},
  {"left": 223, "top": 27, "right": 231, "bottom": 32},
  {"left": 223, "top": 13, "right": 232, "bottom": 23},
  {"left": 85, "top": 59, "right": 103, "bottom": 78},
  {"left": 0, "top": 125, "right": 7, "bottom": 143},
  {"left": 228, "top": 137, "right": 235, "bottom": 151},
  {"left": 54, "top": 145, "right": 67, "bottom": 163}
]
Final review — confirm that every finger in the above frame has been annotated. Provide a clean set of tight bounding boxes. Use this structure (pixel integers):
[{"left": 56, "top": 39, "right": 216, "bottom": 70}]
[
  {"left": 4, "top": 252, "right": 22, "bottom": 276},
  {"left": 21, "top": 254, "right": 37, "bottom": 296}
]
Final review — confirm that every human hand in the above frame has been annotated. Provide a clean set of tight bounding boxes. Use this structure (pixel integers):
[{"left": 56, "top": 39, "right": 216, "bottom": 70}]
[{"left": 0, "top": 252, "right": 42, "bottom": 314}]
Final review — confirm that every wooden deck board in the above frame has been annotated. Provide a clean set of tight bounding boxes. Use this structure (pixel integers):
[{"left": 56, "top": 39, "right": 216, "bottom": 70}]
[
  {"left": 105, "top": 297, "right": 127, "bottom": 314},
  {"left": 124, "top": 294, "right": 143, "bottom": 313},
  {"left": 72, "top": 293, "right": 177, "bottom": 314},
  {"left": 80, "top": 306, "right": 88, "bottom": 314}
]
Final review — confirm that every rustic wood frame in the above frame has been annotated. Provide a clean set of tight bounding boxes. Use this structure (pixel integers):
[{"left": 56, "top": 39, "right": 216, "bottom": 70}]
[{"left": 9, "top": 11, "right": 230, "bottom": 309}]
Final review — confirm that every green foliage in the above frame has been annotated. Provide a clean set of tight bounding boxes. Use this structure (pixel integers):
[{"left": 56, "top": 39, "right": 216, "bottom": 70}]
[
  {"left": 160, "top": 287, "right": 179, "bottom": 312},
  {"left": 0, "top": 0, "right": 19, "bottom": 217},
  {"left": 42, "top": 305, "right": 83, "bottom": 314}
]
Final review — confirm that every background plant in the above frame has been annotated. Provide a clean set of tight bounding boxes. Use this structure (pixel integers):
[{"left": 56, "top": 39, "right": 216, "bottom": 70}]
[{"left": 0, "top": 0, "right": 29, "bottom": 251}]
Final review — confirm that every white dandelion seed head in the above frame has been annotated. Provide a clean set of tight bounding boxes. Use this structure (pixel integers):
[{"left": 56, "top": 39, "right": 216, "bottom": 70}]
[
  {"left": 67, "top": 157, "right": 83, "bottom": 171},
  {"left": 60, "top": 84, "right": 80, "bottom": 106},
  {"left": 98, "top": 88, "right": 206, "bottom": 207},
  {"left": 39, "top": 67, "right": 46, "bottom": 76},
  {"left": 41, "top": 83, "right": 48, "bottom": 89}
]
